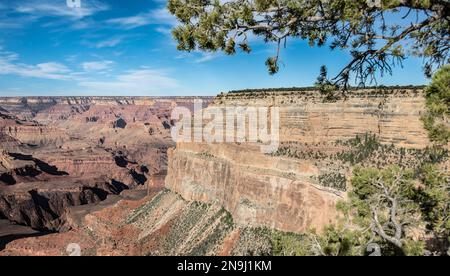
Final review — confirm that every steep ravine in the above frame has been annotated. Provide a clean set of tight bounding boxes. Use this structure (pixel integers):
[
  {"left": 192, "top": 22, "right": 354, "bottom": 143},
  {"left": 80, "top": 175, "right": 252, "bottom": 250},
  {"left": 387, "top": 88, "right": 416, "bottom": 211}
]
[{"left": 0, "top": 178, "right": 128, "bottom": 231}]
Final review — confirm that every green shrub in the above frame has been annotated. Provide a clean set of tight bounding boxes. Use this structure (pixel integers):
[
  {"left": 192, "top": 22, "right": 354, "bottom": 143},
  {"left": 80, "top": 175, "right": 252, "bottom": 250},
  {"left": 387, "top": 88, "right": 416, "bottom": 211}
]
[
  {"left": 318, "top": 172, "right": 347, "bottom": 191},
  {"left": 337, "top": 133, "right": 380, "bottom": 164},
  {"left": 422, "top": 65, "right": 450, "bottom": 144}
]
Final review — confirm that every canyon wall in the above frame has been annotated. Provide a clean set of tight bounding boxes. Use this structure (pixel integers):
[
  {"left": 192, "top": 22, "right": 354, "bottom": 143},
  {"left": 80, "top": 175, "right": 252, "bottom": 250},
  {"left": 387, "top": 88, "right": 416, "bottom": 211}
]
[
  {"left": 165, "top": 87, "right": 431, "bottom": 233},
  {"left": 0, "top": 96, "right": 211, "bottom": 234}
]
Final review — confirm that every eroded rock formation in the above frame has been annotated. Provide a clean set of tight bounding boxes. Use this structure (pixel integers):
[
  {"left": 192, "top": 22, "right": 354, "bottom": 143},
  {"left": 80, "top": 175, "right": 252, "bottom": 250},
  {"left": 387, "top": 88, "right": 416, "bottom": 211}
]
[
  {"left": 165, "top": 88, "right": 432, "bottom": 233},
  {"left": 0, "top": 97, "right": 211, "bottom": 248}
]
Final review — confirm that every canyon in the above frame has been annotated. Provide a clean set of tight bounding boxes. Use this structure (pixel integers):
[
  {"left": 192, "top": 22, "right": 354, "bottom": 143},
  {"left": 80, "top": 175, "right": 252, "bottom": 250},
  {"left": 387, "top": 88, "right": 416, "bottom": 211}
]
[
  {"left": 0, "top": 87, "right": 443, "bottom": 255},
  {"left": 0, "top": 97, "right": 211, "bottom": 243}
]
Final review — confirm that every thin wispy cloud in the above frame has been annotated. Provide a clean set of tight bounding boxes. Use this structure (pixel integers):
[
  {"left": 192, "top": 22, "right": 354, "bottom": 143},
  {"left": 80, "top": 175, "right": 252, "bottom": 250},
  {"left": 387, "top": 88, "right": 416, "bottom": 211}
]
[
  {"left": 175, "top": 51, "right": 222, "bottom": 64},
  {"left": 13, "top": 0, "right": 109, "bottom": 19},
  {"left": 0, "top": 20, "right": 23, "bottom": 29},
  {"left": 0, "top": 0, "right": 108, "bottom": 30},
  {"left": 0, "top": 59, "right": 72, "bottom": 80},
  {"left": 150, "top": 7, "right": 178, "bottom": 26},
  {"left": 0, "top": 13, "right": 39, "bottom": 29},
  {"left": 0, "top": 46, "right": 180, "bottom": 95},
  {"left": 78, "top": 69, "right": 179, "bottom": 95},
  {"left": 106, "top": 8, "right": 177, "bottom": 29},
  {"left": 94, "top": 37, "right": 124, "bottom": 48},
  {"left": 82, "top": 60, "right": 114, "bottom": 72},
  {"left": 194, "top": 52, "right": 222, "bottom": 63},
  {"left": 155, "top": 26, "right": 172, "bottom": 35},
  {"left": 0, "top": 48, "right": 76, "bottom": 80},
  {"left": 70, "top": 19, "right": 96, "bottom": 30},
  {"left": 37, "top": 62, "right": 71, "bottom": 73}
]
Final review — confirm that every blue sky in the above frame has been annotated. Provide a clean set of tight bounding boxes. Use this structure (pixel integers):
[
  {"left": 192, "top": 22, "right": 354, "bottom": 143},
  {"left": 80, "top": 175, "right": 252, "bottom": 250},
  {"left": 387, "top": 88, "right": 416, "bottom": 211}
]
[{"left": 0, "top": 0, "right": 429, "bottom": 96}]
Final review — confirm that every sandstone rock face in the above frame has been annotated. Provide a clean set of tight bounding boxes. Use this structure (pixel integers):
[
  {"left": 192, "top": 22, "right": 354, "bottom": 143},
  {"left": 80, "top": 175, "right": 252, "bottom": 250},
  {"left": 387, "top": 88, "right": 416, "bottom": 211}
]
[
  {"left": 213, "top": 88, "right": 429, "bottom": 148},
  {"left": 166, "top": 143, "right": 342, "bottom": 233},
  {"left": 165, "top": 88, "right": 431, "bottom": 233}
]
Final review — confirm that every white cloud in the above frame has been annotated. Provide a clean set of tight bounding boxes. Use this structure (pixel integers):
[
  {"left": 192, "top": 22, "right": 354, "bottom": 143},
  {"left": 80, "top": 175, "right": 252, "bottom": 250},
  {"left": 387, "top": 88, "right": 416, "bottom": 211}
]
[
  {"left": 13, "top": 0, "right": 108, "bottom": 19},
  {"left": 175, "top": 51, "right": 222, "bottom": 63},
  {"left": 82, "top": 60, "right": 114, "bottom": 71},
  {"left": 82, "top": 34, "right": 138, "bottom": 49},
  {"left": 107, "top": 14, "right": 152, "bottom": 29},
  {"left": 0, "top": 49, "right": 75, "bottom": 80},
  {"left": 155, "top": 26, "right": 172, "bottom": 35},
  {"left": 0, "top": 61, "right": 71, "bottom": 80},
  {"left": 0, "top": 0, "right": 108, "bottom": 30},
  {"left": 94, "top": 37, "right": 124, "bottom": 48},
  {"left": 70, "top": 19, "right": 94, "bottom": 30},
  {"left": 0, "top": 14, "right": 39, "bottom": 29},
  {"left": 150, "top": 8, "right": 178, "bottom": 26},
  {"left": 0, "top": 48, "right": 19, "bottom": 61},
  {"left": 106, "top": 8, "right": 177, "bottom": 29},
  {"left": 194, "top": 52, "right": 221, "bottom": 63},
  {"left": 79, "top": 69, "right": 179, "bottom": 95},
  {"left": 37, "top": 62, "right": 70, "bottom": 73}
]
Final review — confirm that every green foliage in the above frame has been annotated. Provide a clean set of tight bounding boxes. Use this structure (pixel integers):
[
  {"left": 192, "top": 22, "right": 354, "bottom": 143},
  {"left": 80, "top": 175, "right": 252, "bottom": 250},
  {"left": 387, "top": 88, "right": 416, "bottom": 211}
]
[
  {"left": 265, "top": 57, "right": 279, "bottom": 75},
  {"left": 351, "top": 166, "right": 415, "bottom": 200},
  {"left": 307, "top": 225, "right": 368, "bottom": 256},
  {"left": 168, "top": 0, "right": 449, "bottom": 85},
  {"left": 225, "top": 85, "right": 424, "bottom": 94},
  {"left": 338, "top": 166, "right": 425, "bottom": 255},
  {"left": 417, "top": 145, "right": 449, "bottom": 165},
  {"left": 425, "top": 65, "right": 450, "bottom": 114},
  {"left": 269, "top": 230, "right": 310, "bottom": 256},
  {"left": 337, "top": 133, "right": 380, "bottom": 165},
  {"left": 318, "top": 172, "right": 347, "bottom": 191},
  {"left": 402, "top": 240, "right": 426, "bottom": 256},
  {"left": 232, "top": 227, "right": 310, "bottom": 256},
  {"left": 231, "top": 227, "right": 273, "bottom": 256},
  {"left": 422, "top": 115, "right": 450, "bottom": 144},
  {"left": 413, "top": 164, "right": 450, "bottom": 251},
  {"left": 315, "top": 65, "right": 338, "bottom": 100},
  {"left": 323, "top": 164, "right": 449, "bottom": 256},
  {"left": 422, "top": 65, "right": 450, "bottom": 144}
]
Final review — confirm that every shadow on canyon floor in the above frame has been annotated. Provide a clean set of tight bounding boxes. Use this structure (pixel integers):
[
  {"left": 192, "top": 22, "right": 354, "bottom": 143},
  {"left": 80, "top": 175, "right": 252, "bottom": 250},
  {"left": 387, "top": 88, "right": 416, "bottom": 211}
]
[{"left": 0, "top": 220, "right": 52, "bottom": 251}]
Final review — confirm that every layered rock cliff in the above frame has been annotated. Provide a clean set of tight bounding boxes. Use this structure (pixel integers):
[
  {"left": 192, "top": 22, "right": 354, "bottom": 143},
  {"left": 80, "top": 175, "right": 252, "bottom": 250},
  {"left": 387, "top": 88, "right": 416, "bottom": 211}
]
[{"left": 165, "top": 87, "right": 432, "bottom": 233}]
